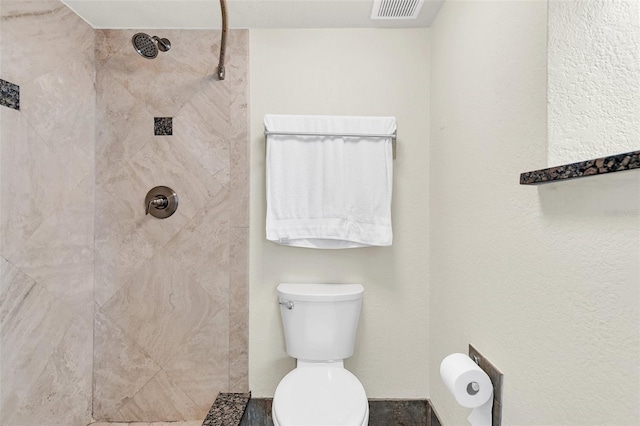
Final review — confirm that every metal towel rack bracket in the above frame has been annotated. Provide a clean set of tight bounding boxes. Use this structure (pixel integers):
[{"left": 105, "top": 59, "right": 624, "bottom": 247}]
[{"left": 264, "top": 130, "right": 397, "bottom": 160}]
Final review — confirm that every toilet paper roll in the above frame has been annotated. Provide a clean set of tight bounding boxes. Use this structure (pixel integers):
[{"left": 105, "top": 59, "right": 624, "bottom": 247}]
[{"left": 440, "top": 353, "right": 493, "bottom": 409}]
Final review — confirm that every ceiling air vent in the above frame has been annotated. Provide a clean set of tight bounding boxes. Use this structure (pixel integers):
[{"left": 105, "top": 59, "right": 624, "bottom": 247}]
[{"left": 371, "top": 0, "right": 426, "bottom": 19}]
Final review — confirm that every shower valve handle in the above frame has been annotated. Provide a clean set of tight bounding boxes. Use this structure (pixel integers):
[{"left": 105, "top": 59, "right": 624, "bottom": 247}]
[
  {"left": 146, "top": 197, "right": 168, "bottom": 215},
  {"left": 144, "top": 186, "right": 178, "bottom": 219}
]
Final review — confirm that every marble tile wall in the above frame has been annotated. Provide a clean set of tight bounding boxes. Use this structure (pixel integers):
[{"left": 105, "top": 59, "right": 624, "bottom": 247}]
[
  {"left": 93, "top": 29, "right": 249, "bottom": 422},
  {"left": 0, "top": 1, "right": 95, "bottom": 425}
]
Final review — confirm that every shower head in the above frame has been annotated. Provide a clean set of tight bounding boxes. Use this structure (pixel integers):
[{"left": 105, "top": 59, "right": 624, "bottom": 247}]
[{"left": 132, "top": 33, "right": 171, "bottom": 59}]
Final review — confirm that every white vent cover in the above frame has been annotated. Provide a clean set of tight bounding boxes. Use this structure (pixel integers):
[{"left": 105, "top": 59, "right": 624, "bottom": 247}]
[{"left": 370, "top": 0, "right": 426, "bottom": 19}]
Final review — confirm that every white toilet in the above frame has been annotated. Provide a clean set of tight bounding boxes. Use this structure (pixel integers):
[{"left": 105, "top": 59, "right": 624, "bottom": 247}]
[{"left": 272, "top": 283, "right": 369, "bottom": 426}]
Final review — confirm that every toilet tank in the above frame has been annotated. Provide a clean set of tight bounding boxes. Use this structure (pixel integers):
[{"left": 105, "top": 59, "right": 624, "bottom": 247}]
[{"left": 277, "top": 283, "right": 364, "bottom": 362}]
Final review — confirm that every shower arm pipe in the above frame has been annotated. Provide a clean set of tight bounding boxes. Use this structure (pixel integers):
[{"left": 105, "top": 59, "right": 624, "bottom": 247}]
[{"left": 217, "top": 0, "right": 228, "bottom": 80}]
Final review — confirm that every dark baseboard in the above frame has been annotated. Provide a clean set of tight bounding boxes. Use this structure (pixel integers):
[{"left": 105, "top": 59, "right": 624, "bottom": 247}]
[
  {"left": 238, "top": 398, "right": 272, "bottom": 426},
  {"left": 427, "top": 399, "right": 442, "bottom": 426},
  {"left": 239, "top": 397, "right": 442, "bottom": 425}
]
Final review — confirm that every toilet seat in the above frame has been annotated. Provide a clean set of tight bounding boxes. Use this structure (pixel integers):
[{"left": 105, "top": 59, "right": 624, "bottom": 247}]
[{"left": 273, "top": 366, "right": 369, "bottom": 426}]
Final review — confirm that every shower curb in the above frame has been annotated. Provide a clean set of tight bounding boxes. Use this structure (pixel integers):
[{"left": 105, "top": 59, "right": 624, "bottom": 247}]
[{"left": 202, "top": 392, "right": 251, "bottom": 426}]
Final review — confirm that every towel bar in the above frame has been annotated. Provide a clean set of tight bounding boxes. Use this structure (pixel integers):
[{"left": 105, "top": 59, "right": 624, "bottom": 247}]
[
  {"left": 264, "top": 130, "right": 397, "bottom": 159},
  {"left": 264, "top": 130, "right": 396, "bottom": 141}
]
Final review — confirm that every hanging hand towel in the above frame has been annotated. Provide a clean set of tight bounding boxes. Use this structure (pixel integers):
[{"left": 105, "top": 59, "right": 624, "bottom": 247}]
[{"left": 265, "top": 114, "right": 395, "bottom": 249}]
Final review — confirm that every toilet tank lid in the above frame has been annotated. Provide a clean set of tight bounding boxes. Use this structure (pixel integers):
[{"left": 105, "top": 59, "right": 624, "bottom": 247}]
[{"left": 277, "top": 283, "right": 364, "bottom": 302}]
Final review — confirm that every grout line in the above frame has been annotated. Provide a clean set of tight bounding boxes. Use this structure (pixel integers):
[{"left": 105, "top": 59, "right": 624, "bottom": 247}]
[
  {"left": 115, "top": 367, "right": 163, "bottom": 418},
  {"left": 159, "top": 366, "right": 204, "bottom": 419},
  {"left": 227, "top": 216, "right": 232, "bottom": 392}
]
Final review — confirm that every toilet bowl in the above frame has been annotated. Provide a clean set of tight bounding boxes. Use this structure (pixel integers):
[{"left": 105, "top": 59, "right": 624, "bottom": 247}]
[
  {"left": 272, "top": 362, "right": 369, "bottom": 426},
  {"left": 272, "top": 283, "right": 369, "bottom": 426}
]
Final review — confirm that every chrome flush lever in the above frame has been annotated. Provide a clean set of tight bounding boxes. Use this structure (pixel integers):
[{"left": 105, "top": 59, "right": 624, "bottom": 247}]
[{"left": 279, "top": 300, "right": 294, "bottom": 310}]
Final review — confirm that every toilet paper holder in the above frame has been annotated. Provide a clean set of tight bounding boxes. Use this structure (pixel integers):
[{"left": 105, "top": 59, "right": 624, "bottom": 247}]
[
  {"left": 467, "top": 381, "right": 480, "bottom": 395},
  {"left": 468, "top": 344, "right": 503, "bottom": 426},
  {"left": 440, "top": 346, "right": 503, "bottom": 426}
]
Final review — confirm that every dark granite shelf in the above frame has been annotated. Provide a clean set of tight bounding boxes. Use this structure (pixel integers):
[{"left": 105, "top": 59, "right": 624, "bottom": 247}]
[{"left": 520, "top": 150, "right": 640, "bottom": 185}]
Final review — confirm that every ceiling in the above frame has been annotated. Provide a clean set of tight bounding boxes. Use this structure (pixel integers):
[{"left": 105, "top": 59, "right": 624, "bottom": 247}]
[{"left": 62, "top": 0, "right": 444, "bottom": 29}]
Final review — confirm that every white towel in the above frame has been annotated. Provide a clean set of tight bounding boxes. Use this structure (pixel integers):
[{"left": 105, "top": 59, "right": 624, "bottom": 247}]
[{"left": 265, "top": 114, "right": 395, "bottom": 249}]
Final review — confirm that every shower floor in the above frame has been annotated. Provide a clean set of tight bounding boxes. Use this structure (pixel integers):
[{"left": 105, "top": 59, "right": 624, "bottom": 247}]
[{"left": 87, "top": 392, "right": 251, "bottom": 426}]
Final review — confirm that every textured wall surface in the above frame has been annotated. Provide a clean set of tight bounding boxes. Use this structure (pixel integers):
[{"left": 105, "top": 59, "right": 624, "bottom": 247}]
[
  {"left": 0, "top": 1, "right": 95, "bottom": 424},
  {"left": 93, "top": 29, "right": 249, "bottom": 421},
  {"left": 548, "top": 0, "right": 640, "bottom": 166},
  {"left": 249, "top": 29, "right": 430, "bottom": 398},
  {"left": 430, "top": 1, "right": 639, "bottom": 425}
]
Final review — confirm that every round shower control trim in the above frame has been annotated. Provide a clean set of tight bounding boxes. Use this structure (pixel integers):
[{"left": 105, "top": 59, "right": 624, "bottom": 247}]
[{"left": 145, "top": 186, "right": 178, "bottom": 219}]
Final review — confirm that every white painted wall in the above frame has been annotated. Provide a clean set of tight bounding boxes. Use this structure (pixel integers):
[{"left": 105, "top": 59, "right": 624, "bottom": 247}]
[
  {"left": 62, "top": 0, "right": 444, "bottom": 30},
  {"left": 430, "top": 1, "right": 639, "bottom": 425},
  {"left": 249, "top": 29, "right": 430, "bottom": 398},
  {"left": 548, "top": 0, "right": 640, "bottom": 166}
]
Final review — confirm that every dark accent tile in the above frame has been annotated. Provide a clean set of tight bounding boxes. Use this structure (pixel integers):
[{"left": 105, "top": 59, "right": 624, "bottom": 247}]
[
  {"left": 242, "top": 397, "right": 429, "bottom": 426},
  {"left": 154, "top": 117, "right": 172, "bottom": 135},
  {"left": 369, "top": 399, "right": 428, "bottom": 426},
  {"left": 469, "top": 344, "right": 504, "bottom": 426},
  {"left": 239, "top": 398, "right": 273, "bottom": 426},
  {"left": 203, "top": 392, "right": 251, "bottom": 426},
  {"left": 0, "top": 79, "right": 20, "bottom": 110},
  {"left": 368, "top": 399, "right": 395, "bottom": 425},
  {"left": 427, "top": 399, "right": 442, "bottom": 426},
  {"left": 520, "top": 149, "right": 640, "bottom": 185}
]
